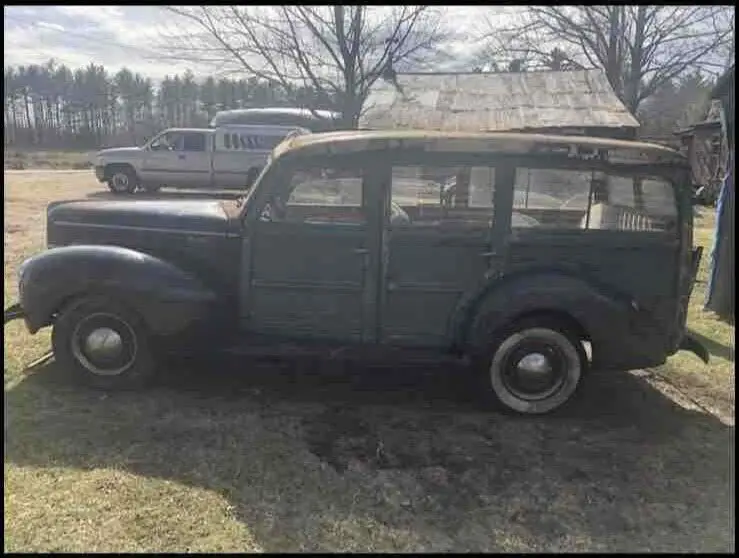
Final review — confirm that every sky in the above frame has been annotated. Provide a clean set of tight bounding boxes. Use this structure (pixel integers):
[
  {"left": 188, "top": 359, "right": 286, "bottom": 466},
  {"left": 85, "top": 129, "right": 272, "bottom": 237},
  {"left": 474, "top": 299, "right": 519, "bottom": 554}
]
[{"left": 3, "top": 5, "right": 504, "bottom": 82}]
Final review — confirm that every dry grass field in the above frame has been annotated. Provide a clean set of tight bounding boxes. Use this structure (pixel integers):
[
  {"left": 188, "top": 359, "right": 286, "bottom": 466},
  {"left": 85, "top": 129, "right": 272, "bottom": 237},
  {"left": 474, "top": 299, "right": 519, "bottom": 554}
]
[
  {"left": 3, "top": 171, "right": 734, "bottom": 552},
  {"left": 4, "top": 150, "right": 92, "bottom": 170}
]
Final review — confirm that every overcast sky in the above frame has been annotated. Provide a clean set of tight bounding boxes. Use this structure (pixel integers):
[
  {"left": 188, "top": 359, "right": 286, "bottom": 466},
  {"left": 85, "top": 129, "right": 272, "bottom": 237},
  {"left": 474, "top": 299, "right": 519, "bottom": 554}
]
[{"left": 3, "top": 5, "right": 505, "bottom": 81}]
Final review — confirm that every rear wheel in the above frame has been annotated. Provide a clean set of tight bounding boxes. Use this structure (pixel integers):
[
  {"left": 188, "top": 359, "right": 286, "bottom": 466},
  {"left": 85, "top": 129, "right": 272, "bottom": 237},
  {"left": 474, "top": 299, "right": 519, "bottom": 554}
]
[
  {"left": 479, "top": 317, "right": 587, "bottom": 415},
  {"left": 52, "top": 295, "right": 157, "bottom": 390},
  {"left": 107, "top": 167, "right": 138, "bottom": 194}
]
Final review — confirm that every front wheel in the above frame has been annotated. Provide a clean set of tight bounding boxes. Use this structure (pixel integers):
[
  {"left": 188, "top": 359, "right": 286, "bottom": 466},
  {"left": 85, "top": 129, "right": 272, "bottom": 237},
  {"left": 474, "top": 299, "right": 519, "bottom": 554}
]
[
  {"left": 52, "top": 295, "right": 157, "bottom": 390},
  {"left": 480, "top": 318, "right": 587, "bottom": 415},
  {"left": 107, "top": 167, "right": 138, "bottom": 194}
]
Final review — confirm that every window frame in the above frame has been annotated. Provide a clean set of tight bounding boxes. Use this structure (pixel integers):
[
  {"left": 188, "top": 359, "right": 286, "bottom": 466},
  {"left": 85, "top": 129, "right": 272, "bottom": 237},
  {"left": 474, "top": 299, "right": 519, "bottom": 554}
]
[
  {"left": 508, "top": 158, "right": 681, "bottom": 237},
  {"left": 254, "top": 153, "right": 371, "bottom": 228}
]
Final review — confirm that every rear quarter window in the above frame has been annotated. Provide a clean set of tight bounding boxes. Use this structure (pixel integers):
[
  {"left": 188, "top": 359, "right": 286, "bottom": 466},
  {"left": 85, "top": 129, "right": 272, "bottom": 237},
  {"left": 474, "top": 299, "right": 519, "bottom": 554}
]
[{"left": 512, "top": 166, "right": 678, "bottom": 233}]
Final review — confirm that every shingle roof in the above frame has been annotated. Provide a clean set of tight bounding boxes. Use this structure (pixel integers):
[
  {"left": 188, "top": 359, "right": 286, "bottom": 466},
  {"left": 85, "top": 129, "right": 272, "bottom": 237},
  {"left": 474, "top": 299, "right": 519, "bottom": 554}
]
[{"left": 360, "top": 70, "right": 640, "bottom": 132}]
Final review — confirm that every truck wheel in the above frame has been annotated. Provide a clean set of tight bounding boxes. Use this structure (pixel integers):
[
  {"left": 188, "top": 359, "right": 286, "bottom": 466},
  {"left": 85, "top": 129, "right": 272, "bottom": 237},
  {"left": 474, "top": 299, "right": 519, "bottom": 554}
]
[
  {"left": 107, "top": 167, "right": 138, "bottom": 194},
  {"left": 52, "top": 295, "right": 157, "bottom": 390},
  {"left": 478, "top": 317, "right": 587, "bottom": 415}
]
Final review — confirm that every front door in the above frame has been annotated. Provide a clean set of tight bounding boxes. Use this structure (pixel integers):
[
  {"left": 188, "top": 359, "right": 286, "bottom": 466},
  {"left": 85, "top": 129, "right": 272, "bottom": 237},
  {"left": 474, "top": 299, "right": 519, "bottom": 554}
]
[
  {"left": 242, "top": 156, "right": 380, "bottom": 342},
  {"left": 380, "top": 157, "right": 510, "bottom": 347},
  {"left": 141, "top": 131, "right": 212, "bottom": 188}
]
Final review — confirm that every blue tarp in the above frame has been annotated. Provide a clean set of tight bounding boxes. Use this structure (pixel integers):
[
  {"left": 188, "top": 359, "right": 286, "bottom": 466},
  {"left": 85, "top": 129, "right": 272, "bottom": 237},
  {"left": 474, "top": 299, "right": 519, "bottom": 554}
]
[{"left": 705, "top": 165, "right": 732, "bottom": 308}]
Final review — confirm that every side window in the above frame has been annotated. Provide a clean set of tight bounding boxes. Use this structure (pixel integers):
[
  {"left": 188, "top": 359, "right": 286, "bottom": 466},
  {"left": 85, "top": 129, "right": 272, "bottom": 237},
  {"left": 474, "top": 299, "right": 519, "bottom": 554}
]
[
  {"left": 390, "top": 165, "right": 496, "bottom": 228},
  {"left": 231, "top": 133, "right": 240, "bottom": 149},
  {"left": 513, "top": 168, "right": 678, "bottom": 233},
  {"left": 513, "top": 168, "right": 591, "bottom": 229},
  {"left": 151, "top": 132, "right": 180, "bottom": 151},
  {"left": 260, "top": 165, "right": 365, "bottom": 226},
  {"left": 597, "top": 175, "right": 677, "bottom": 232},
  {"left": 223, "top": 133, "right": 231, "bottom": 149},
  {"left": 166, "top": 132, "right": 185, "bottom": 151},
  {"left": 182, "top": 132, "right": 206, "bottom": 152}
]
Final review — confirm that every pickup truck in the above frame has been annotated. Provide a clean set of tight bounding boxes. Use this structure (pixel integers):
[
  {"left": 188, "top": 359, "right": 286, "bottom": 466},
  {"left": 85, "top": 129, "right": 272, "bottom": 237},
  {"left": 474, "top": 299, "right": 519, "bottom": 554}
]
[{"left": 92, "top": 124, "right": 308, "bottom": 194}]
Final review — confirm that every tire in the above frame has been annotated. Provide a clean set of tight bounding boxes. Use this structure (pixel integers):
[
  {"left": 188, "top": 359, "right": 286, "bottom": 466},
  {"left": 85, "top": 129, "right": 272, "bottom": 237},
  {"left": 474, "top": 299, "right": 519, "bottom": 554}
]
[
  {"left": 52, "top": 295, "right": 157, "bottom": 390},
  {"left": 107, "top": 166, "right": 138, "bottom": 194},
  {"left": 479, "top": 317, "right": 587, "bottom": 415}
]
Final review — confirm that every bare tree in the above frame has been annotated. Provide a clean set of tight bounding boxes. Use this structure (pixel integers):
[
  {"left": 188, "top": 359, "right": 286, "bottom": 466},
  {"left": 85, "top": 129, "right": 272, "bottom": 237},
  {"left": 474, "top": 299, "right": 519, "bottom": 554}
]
[
  {"left": 157, "top": 6, "right": 450, "bottom": 128},
  {"left": 478, "top": 6, "right": 735, "bottom": 112}
]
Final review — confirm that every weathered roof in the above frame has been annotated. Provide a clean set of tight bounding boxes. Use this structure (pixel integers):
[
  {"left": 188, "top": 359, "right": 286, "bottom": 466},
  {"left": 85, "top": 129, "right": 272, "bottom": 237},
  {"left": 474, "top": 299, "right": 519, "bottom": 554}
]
[
  {"left": 359, "top": 70, "right": 640, "bottom": 133},
  {"left": 674, "top": 100, "right": 724, "bottom": 136},
  {"left": 273, "top": 129, "right": 684, "bottom": 165}
]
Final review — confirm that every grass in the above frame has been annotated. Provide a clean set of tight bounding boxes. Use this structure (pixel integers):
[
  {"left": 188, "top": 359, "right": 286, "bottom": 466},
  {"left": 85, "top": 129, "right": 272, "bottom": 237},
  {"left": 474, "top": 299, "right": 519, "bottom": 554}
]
[
  {"left": 4, "top": 149, "right": 92, "bottom": 170},
  {"left": 3, "top": 172, "right": 735, "bottom": 552}
]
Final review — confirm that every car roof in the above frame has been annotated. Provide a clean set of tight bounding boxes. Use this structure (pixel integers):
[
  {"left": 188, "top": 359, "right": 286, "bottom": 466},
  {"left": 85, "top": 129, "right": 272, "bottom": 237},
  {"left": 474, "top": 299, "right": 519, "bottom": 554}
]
[{"left": 271, "top": 129, "right": 686, "bottom": 166}]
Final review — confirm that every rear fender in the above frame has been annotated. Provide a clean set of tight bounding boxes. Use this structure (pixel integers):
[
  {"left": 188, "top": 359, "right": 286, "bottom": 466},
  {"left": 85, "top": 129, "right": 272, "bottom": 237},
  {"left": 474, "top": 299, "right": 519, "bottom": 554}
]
[
  {"left": 458, "top": 269, "right": 636, "bottom": 362},
  {"left": 18, "top": 245, "right": 218, "bottom": 335}
]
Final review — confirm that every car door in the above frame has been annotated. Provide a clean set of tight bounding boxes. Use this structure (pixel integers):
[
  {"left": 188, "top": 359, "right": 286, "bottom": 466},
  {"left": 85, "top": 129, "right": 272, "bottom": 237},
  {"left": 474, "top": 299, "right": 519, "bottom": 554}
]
[
  {"left": 176, "top": 131, "right": 213, "bottom": 188},
  {"left": 140, "top": 131, "right": 181, "bottom": 185},
  {"left": 241, "top": 154, "right": 382, "bottom": 342},
  {"left": 141, "top": 131, "right": 212, "bottom": 188},
  {"left": 379, "top": 154, "right": 511, "bottom": 347}
]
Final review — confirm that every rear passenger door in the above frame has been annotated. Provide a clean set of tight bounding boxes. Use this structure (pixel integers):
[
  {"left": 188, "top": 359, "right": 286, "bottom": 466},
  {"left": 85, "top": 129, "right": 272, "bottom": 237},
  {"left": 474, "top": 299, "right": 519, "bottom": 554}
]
[{"left": 379, "top": 156, "right": 509, "bottom": 347}]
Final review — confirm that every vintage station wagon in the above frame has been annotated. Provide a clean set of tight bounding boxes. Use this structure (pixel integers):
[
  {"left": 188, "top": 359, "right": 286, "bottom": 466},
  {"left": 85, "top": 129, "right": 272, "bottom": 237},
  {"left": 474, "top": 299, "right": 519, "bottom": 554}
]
[{"left": 5, "top": 130, "right": 708, "bottom": 414}]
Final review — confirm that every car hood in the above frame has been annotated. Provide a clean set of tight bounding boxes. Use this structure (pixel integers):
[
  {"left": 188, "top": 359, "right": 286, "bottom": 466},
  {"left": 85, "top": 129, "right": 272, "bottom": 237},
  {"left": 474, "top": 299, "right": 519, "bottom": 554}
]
[
  {"left": 47, "top": 199, "right": 231, "bottom": 237},
  {"left": 96, "top": 146, "right": 143, "bottom": 158}
]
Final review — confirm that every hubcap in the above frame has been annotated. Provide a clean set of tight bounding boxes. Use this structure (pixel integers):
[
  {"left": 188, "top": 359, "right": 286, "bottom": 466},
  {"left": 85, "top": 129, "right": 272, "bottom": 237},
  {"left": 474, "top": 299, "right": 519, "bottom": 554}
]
[
  {"left": 84, "top": 327, "right": 123, "bottom": 361},
  {"left": 502, "top": 346, "right": 565, "bottom": 401},
  {"left": 71, "top": 313, "right": 137, "bottom": 376},
  {"left": 112, "top": 174, "right": 129, "bottom": 190}
]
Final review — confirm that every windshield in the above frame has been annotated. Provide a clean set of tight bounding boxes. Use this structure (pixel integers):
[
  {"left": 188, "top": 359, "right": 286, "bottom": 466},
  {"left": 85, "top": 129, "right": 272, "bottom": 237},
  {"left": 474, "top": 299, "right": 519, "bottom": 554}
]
[{"left": 235, "top": 163, "right": 271, "bottom": 209}]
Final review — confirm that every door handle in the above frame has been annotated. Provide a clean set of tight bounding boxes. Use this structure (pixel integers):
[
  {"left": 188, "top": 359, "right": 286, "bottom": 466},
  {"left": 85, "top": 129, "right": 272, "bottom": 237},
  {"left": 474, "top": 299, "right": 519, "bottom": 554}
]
[
  {"left": 479, "top": 251, "right": 498, "bottom": 257},
  {"left": 352, "top": 248, "right": 369, "bottom": 255},
  {"left": 178, "top": 154, "right": 186, "bottom": 160}
]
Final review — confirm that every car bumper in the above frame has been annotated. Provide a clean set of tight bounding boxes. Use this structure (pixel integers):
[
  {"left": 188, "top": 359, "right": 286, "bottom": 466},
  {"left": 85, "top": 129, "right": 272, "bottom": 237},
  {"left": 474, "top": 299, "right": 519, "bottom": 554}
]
[{"left": 94, "top": 165, "right": 105, "bottom": 182}]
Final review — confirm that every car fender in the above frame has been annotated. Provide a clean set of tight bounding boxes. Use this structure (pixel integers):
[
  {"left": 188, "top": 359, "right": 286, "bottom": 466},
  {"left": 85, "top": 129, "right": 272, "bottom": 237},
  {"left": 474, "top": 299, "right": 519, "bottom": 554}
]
[
  {"left": 456, "top": 267, "right": 636, "bottom": 358},
  {"left": 18, "top": 245, "right": 218, "bottom": 335}
]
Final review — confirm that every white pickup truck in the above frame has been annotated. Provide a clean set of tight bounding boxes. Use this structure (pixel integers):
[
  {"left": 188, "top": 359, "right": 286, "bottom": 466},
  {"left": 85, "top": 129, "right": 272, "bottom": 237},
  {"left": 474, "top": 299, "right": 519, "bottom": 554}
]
[{"left": 92, "top": 124, "right": 308, "bottom": 194}]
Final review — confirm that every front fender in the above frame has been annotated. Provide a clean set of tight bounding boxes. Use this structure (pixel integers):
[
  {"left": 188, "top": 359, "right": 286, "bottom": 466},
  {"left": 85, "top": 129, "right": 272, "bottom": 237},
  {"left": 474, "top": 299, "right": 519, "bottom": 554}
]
[
  {"left": 19, "top": 245, "right": 218, "bottom": 335},
  {"left": 458, "top": 269, "right": 637, "bottom": 363}
]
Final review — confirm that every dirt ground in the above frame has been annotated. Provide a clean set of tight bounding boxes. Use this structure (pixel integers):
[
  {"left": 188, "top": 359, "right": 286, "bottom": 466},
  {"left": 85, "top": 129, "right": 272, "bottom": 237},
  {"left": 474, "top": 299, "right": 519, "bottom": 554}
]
[{"left": 3, "top": 171, "right": 735, "bottom": 552}]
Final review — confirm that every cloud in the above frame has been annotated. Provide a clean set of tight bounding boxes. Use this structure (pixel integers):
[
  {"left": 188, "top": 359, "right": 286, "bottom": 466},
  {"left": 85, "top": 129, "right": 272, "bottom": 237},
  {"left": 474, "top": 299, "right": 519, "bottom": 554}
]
[{"left": 3, "top": 6, "right": 499, "bottom": 81}]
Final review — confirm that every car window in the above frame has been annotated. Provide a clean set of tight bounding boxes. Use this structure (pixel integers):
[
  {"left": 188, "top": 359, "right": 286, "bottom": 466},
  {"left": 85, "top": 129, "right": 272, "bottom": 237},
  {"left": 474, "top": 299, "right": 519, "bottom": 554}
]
[
  {"left": 223, "top": 132, "right": 287, "bottom": 151},
  {"left": 182, "top": 132, "right": 206, "bottom": 152},
  {"left": 599, "top": 175, "right": 677, "bottom": 232},
  {"left": 260, "top": 165, "right": 366, "bottom": 226},
  {"left": 513, "top": 166, "right": 677, "bottom": 233},
  {"left": 150, "top": 132, "right": 180, "bottom": 151},
  {"left": 390, "top": 165, "right": 496, "bottom": 229}
]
